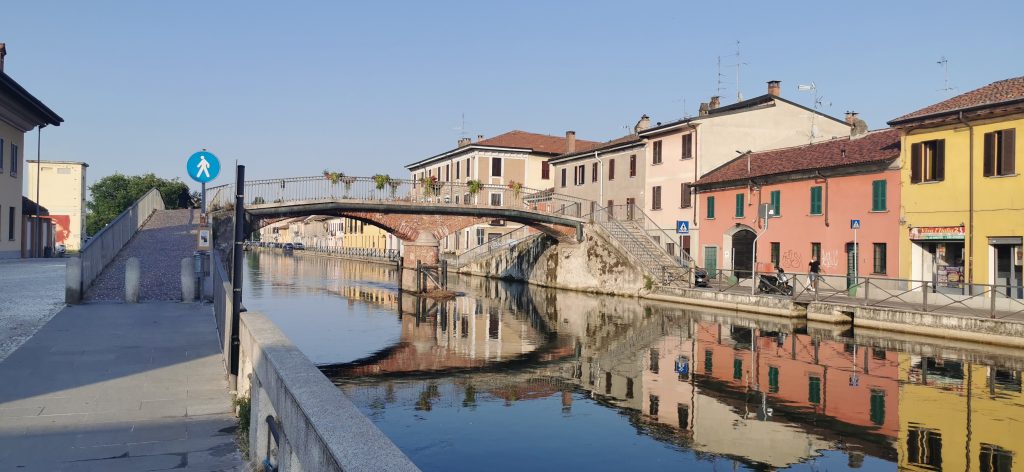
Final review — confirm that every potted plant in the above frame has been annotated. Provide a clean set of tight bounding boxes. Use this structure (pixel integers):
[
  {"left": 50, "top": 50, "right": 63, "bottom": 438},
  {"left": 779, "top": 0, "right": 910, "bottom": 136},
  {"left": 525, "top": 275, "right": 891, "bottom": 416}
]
[
  {"left": 507, "top": 180, "right": 523, "bottom": 199},
  {"left": 466, "top": 179, "right": 482, "bottom": 204},
  {"left": 340, "top": 175, "right": 357, "bottom": 193},
  {"left": 388, "top": 180, "right": 402, "bottom": 199},
  {"left": 420, "top": 175, "right": 438, "bottom": 197},
  {"left": 323, "top": 169, "right": 345, "bottom": 185},
  {"left": 373, "top": 174, "right": 391, "bottom": 192}
]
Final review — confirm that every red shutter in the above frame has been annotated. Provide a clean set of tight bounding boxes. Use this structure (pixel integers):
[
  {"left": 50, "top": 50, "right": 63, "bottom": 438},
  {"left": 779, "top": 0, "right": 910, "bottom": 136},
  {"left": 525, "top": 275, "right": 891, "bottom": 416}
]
[
  {"left": 934, "top": 140, "right": 945, "bottom": 181},
  {"left": 984, "top": 132, "right": 996, "bottom": 177},
  {"left": 1002, "top": 129, "right": 1016, "bottom": 175},
  {"left": 911, "top": 143, "right": 922, "bottom": 183}
]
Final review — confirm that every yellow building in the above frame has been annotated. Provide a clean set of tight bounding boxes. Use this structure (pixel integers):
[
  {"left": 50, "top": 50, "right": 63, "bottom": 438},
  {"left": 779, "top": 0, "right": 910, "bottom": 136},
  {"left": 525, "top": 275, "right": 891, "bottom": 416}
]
[
  {"left": 897, "top": 354, "right": 1023, "bottom": 471},
  {"left": 26, "top": 160, "right": 88, "bottom": 252},
  {"left": 889, "top": 77, "right": 1024, "bottom": 295}
]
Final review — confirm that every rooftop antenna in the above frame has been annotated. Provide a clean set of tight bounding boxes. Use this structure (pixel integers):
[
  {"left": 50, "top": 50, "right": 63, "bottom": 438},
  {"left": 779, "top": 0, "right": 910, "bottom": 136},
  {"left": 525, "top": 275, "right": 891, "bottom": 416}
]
[
  {"left": 716, "top": 56, "right": 728, "bottom": 97},
  {"left": 728, "top": 40, "right": 748, "bottom": 102},
  {"left": 797, "top": 82, "right": 824, "bottom": 142},
  {"left": 937, "top": 56, "right": 956, "bottom": 94},
  {"left": 453, "top": 113, "right": 470, "bottom": 138}
]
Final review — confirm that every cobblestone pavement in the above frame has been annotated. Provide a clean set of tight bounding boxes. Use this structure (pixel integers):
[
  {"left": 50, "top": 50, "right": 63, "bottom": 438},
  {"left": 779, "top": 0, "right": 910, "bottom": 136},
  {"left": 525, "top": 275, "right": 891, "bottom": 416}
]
[
  {"left": 85, "top": 209, "right": 197, "bottom": 302},
  {"left": 0, "top": 302, "right": 244, "bottom": 471},
  {"left": 0, "top": 258, "right": 66, "bottom": 363}
]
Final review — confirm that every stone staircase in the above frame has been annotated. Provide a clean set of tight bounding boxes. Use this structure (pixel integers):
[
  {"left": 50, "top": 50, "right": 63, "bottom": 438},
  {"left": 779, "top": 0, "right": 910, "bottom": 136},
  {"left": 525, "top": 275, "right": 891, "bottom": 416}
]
[{"left": 594, "top": 208, "right": 691, "bottom": 288}]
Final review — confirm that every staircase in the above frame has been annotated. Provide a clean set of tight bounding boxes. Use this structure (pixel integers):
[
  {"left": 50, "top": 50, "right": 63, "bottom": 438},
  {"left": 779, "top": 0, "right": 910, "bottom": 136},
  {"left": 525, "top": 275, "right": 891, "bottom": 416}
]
[{"left": 593, "top": 205, "right": 691, "bottom": 288}]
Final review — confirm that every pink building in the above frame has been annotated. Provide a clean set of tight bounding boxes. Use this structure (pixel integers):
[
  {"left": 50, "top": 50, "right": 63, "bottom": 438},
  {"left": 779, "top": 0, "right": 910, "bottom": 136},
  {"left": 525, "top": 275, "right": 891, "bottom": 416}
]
[{"left": 692, "top": 126, "right": 901, "bottom": 282}]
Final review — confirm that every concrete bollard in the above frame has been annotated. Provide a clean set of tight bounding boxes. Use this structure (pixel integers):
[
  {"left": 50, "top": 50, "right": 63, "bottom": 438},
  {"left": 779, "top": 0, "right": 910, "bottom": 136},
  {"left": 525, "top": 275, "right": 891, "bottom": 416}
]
[
  {"left": 125, "top": 257, "right": 141, "bottom": 303},
  {"left": 181, "top": 257, "right": 195, "bottom": 302},
  {"left": 65, "top": 257, "right": 82, "bottom": 304}
]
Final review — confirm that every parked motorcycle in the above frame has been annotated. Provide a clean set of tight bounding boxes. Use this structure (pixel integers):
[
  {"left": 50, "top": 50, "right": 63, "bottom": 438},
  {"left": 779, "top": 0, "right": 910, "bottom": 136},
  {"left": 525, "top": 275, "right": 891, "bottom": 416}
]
[{"left": 758, "top": 267, "right": 794, "bottom": 296}]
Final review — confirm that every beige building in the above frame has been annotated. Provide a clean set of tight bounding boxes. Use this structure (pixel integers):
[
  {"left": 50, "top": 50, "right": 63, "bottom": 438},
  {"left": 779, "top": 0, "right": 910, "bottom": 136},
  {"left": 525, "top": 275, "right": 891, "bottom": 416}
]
[
  {"left": 0, "top": 44, "right": 64, "bottom": 259},
  {"left": 638, "top": 81, "right": 850, "bottom": 257},
  {"left": 26, "top": 160, "right": 87, "bottom": 251},
  {"left": 406, "top": 130, "right": 599, "bottom": 253},
  {"left": 549, "top": 127, "right": 646, "bottom": 216}
]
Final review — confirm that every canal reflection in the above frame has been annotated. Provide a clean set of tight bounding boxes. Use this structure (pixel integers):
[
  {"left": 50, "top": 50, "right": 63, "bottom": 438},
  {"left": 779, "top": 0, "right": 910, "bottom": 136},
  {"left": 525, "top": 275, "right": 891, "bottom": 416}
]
[{"left": 246, "top": 251, "right": 1024, "bottom": 471}]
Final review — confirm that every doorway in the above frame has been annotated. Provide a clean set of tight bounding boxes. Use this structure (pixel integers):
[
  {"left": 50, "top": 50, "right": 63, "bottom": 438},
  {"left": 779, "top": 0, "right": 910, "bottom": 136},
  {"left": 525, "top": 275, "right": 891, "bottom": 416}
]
[
  {"left": 704, "top": 246, "right": 718, "bottom": 277},
  {"left": 992, "top": 238, "right": 1023, "bottom": 298},
  {"left": 731, "top": 230, "right": 756, "bottom": 279}
]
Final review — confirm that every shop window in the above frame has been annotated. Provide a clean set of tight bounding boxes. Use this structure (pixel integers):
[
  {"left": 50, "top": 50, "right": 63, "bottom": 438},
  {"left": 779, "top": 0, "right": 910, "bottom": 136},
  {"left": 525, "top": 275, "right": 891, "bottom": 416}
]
[
  {"left": 984, "top": 129, "right": 1016, "bottom": 177},
  {"left": 810, "top": 186, "right": 822, "bottom": 215},
  {"left": 872, "top": 180, "right": 887, "bottom": 211},
  {"left": 911, "top": 139, "right": 945, "bottom": 183},
  {"left": 907, "top": 426, "right": 943, "bottom": 470},
  {"left": 735, "top": 193, "right": 745, "bottom": 217}
]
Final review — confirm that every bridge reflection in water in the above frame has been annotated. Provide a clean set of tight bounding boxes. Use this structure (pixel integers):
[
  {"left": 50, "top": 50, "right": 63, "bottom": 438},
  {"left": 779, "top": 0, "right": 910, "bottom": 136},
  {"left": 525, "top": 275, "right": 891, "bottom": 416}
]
[{"left": 244, "top": 251, "right": 1024, "bottom": 471}]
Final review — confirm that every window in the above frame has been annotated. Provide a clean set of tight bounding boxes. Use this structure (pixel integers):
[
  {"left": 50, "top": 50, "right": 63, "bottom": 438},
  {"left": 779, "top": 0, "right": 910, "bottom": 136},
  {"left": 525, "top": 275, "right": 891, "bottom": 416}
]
[
  {"left": 651, "top": 186, "right": 662, "bottom": 210},
  {"left": 455, "top": 161, "right": 460, "bottom": 179},
  {"left": 808, "top": 376, "right": 822, "bottom": 404},
  {"left": 810, "top": 186, "right": 822, "bottom": 215},
  {"left": 680, "top": 183, "right": 691, "bottom": 208},
  {"left": 653, "top": 141, "right": 663, "bottom": 164},
  {"left": 489, "top": 192, "right": 502, "bottom": 206},
  {"left": 811, "top": 242, "right": 821, "bottom": 261},
  {"left": 980, "top": 444, "right": 1014, "bottom": 472},
  {"left": 541, "top": 161, "right": 550, "bottom": 180},
  {"left": 677, "top": 404, "right": 689, "bottom": 429},
  {"left": 650, "top": 349, "right": 659, "bottom": 373},
  {"left": 984, "top": 129, "right": 1016, "bottom": 177},
  {"left": 706, "top": 196, "right": 715, "bottom": 219},
  {"left": 910, "top": 139, "right": 945, "bottom": 183},
  {"left": 649, "top": 394, "right": 659, "bottom": 416},
  {"left": 681, "top": 133, "right": 693, "bottom": 159},
  {"left": 605, "top": 372, "right": 612, "bottom": 394},
  {"left": 578, "top": 164, "right": 585, "bottom": 186},
  {"left": 629, "top": 155, "right": 637, "bottom": 177},
  {"left": 869, "top": 390, "right": 885, "bottom": 425},
  {"left": 7, "top": 207, "right": 14, "bottom": 241},
  {"left": 733, "top": 359, "right": 743, "bottom": 380},
  {"left": 871, "top": 180, "right": 887, "bottom": 211},
  {"left": 873, "top": 243, "right": 887, "bottom": 274},
  {"left": 704, "top": 350, "right": 713, "bottom": 373},
  {"left": 476, "top": 228, "right": 485, "bottom": 246},
  {"left": 491, "top": 157, "right": 502, "bottom": 177},
  {"left": 445, "top": 164, "right": 450, "bottom": 181},
  {"left": 0, "top": 138, "right": 4, "bottom": 172},
  {"left": 9, "top": 143, "right": 16, "bottom": 177},
  {"left": 769, "top": 190, "right": 781, "bottom": 216},
  {"left": 768, "top": 366, "right": 780, "bottom": 393},
  {"left": 466, "top": 159, "right": 471, "bottom": 178},
  {"left": 735, "top": 193, "right": 745, "bottom": 217},
  {"left": 771, "top": 242, "right": 780, "bottom": 267},
  {"left": 625, "top": 378, "right": 634, "bottom": 399},
  {"left": 560, "top": 168, "right": 567, "bottom": 188},
  {"left": 592, "top": 162, "right": 598, "bottom": 182},
  {"left": 608, "top": 159, "right": 615, "bottom": 180},
  {"left": 907, "top": 426, "right": 943, "bottom": 469}
]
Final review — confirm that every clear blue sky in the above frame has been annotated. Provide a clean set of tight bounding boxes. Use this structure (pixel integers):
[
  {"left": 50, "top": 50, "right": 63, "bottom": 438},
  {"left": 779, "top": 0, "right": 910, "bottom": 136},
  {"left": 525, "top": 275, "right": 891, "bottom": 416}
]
[{"left": 4, "top": 1, "right": 1022, "bottom": 193}]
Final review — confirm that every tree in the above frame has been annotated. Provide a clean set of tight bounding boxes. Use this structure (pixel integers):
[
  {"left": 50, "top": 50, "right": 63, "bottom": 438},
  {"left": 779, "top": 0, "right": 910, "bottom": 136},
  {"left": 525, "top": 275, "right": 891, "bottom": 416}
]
[{"left": 86, "top": 173, "right": 193, "bottom": 235}]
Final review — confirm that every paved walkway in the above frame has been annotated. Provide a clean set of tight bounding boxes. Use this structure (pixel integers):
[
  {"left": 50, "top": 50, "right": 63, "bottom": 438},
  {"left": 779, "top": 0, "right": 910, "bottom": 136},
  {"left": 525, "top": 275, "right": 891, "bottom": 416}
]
[
  {"left": 85, "top": 209, "right": 197, "bottom": 302},
  {"left": 0, "top": 302, "right": 243, "bottom": 471},
  {"left": 0, "top": 258, "right": 67, "bottom": 362}
]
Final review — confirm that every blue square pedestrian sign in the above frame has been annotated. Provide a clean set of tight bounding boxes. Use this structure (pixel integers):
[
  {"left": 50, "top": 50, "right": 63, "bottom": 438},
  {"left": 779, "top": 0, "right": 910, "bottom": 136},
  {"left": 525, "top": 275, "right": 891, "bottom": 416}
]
[
  {"left": 676, "top": 220, "right": 690, "bottom": 234},
  {"left": 851, "top": 219, "right": 861, "bottom": 230}
]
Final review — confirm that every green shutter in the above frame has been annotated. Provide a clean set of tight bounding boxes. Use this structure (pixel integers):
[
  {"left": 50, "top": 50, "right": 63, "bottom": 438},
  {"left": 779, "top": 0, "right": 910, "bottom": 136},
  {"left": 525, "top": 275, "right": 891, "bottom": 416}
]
[
  {"left": 872, "top": 180, "right": 887, "bottom": 211},
  {"left": 733, "top": 359, "right": 743, "bottom": 380},
  {"left": 810, "top": 186, "right": 822, "bottom": 215},
  {"left": 735, "top": 193, "right": 745, "bottom": 217},
  {"left": 707, "top": 196, "right": 715, "bottom": 219},
  {"left": 770, "top": 190, "right": 781, "bottom": 216},
  {"left": 704, "top": 350, "right": 713, "bottom": 373},
  {"left": 809, "top": 376, "right": 821, "bottom": 404},
  {"left": 870, "top": 390, "right": 885, "bottom": 425},
  {"left": 768, "top": 366, "right": 780, "bottom": 393}
]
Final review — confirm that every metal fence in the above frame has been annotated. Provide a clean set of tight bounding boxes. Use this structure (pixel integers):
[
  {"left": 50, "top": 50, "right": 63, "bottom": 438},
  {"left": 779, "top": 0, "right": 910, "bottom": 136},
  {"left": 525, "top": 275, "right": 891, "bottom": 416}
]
[
  {"left": 590, "top": 205, "right": 692, "bottom": 287},
  {"left": 212, "top": 250, "right": 233, "bottom": 374},
  {"left": 448, "top": 226, "right": 538, "bottom": 268},
  {"left": 205, "top": 175, "right": 591, "bottom": 220},
  {"left": 67, "top": 188, "right": 165, "bottom": 303}
]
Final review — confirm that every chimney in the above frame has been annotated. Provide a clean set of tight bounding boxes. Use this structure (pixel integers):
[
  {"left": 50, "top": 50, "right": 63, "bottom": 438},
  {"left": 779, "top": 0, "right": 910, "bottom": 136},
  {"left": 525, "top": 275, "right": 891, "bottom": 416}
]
[
  {"left": 457, "top": 137, "right": 471, "bottom": 147},
  {"left": 709, "top": 96, "right": 721, "bottom": 110},
  {"left": 698, "top": 102, "right": 710, "bottom": 116},
  {"left": 565, "top": 130, "right": 576, "bottom": 153},
  {"left": 634, "top": 114, "right": 651, "bottom": 133},
  {"left": 847, "top": 111, "right": 869, "bottom": 138},
  {"left": 767, "top": 80, "right": 781, "bottom": 97},
  {"left": 476, "top": 134, "right": 484, "bottom": 142},
  {"left": 845, "top": 111, "right": 856, "bottom": 124},
  {"left": 0, "top": 43, "right": 6, "bottom": 73}
]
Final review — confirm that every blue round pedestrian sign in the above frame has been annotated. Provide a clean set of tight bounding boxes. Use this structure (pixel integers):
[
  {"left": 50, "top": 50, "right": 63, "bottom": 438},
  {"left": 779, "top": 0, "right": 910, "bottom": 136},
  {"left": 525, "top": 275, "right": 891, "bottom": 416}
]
[{"left": 187, "top": 151, "right": 220, "bottom": 183}]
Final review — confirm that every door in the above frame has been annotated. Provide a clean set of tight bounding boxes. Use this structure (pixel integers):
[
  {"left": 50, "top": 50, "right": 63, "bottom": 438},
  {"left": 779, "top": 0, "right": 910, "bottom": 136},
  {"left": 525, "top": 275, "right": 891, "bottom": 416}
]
[
  {"left": 731, "top": 230, "right": 756, "bottom": 279},
  {"left": 704, "top": 247, "right": 718, "bottom": 278},
  {"left": 846, "top": 242, "right": 858, "bottom": 289},
  {"left": 995, "top": 243, "right": 1023, "bottom": 298},
  {"left": 626, "top": 198, "right": 636, "bottom": 220}
]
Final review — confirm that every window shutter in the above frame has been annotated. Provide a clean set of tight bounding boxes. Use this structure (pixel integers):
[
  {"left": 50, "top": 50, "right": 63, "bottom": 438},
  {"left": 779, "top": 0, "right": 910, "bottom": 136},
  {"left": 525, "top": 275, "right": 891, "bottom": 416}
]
[
  {"left": 934, "top": 140, "right": 945, "bottom": 181},
  {"left": 910, "top": 143, "right": 922, "bottom": 183},
  {"left": 1002, "top": 129, "right": 1016, "bottom": 175},
  {"left": 984, "top": 132, "right": 996, "bottom": 177},
  {"left": 681, "top": 183, "right": 691, "bottom": 208}
]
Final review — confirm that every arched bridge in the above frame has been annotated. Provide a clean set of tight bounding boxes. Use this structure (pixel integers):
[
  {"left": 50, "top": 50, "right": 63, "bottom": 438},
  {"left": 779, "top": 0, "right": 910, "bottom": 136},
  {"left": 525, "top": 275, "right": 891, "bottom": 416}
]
[{"left": 206, "top": 175, "right": 591, "bottom": 242}]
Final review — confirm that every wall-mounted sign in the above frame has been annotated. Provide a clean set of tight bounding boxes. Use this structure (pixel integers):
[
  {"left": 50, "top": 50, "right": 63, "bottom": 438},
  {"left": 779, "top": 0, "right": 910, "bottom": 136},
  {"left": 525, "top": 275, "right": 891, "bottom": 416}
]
[
  {"left": 909, "top": 226, "right": 965, "bottom": 241},
  {"left": 197, "top": 226, "right": 212, "bottom": 251}
]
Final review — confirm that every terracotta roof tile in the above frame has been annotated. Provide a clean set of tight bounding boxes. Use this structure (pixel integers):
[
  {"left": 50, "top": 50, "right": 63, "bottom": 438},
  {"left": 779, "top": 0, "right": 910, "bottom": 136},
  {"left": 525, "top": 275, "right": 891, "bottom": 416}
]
[
  {"left": 551, "top": 133, "right": 642, "bottom": 162},
  {"left": 694, "top": 129, "right": 900, "bottom": 187},
  {"left": 889, "top": 76, "right": 1024, "bottom": 124},
  {"left": 477, "top": 130, "right": 601, "bottom": 155}
]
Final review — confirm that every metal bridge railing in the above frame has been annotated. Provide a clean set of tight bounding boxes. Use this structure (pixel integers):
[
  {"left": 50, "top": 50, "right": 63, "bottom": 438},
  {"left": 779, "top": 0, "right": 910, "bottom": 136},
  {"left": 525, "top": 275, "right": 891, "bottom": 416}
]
[{"left": 449, "top": 226, "right": 538, "bottom": 269}]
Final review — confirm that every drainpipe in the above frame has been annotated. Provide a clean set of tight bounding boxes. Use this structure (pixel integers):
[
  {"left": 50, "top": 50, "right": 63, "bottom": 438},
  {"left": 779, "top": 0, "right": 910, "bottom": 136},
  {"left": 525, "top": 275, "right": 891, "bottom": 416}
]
[
  {"left": 958, "top": 111, "right": 975, "bottom": 290},
  {"left": 816, "top": 171, "right": 830, "bottom": 227},
  {"left": 595, "top": 151, "right": 603, "bottom": 204}
]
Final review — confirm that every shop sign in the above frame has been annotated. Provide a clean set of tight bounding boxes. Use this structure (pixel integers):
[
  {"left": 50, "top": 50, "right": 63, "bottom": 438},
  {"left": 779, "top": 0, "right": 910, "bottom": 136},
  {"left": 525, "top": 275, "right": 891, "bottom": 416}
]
[{"left": 909, "top": 226, "right": 965, "bottom": 240}]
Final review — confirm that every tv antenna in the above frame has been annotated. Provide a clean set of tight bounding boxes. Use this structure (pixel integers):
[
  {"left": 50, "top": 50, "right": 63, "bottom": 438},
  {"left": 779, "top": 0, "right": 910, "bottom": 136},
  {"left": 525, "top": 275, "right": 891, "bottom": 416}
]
[
  {"left": 453, "top": 113, "right": 470, "bottom": 138},
  {"left": 716, "top": 56, "right": 728, "bottom": 97},
  {"left": 937, "top": 56, "right": 956, "bottom": 94},
  {"left": 797, "top": 82, "right": 827, "bottom": 141},
  {"left": 728, "top": 40, "right": 748, "bottom": 102}
]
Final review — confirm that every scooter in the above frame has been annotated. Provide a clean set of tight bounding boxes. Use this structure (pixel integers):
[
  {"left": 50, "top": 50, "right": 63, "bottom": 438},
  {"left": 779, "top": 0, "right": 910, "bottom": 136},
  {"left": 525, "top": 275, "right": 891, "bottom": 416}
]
[
  {"left": 758, "top": 267, "right": 794, "bottom": 296},
  {"left": 694, "top": 268, "right": 710, "bottom": 288}
]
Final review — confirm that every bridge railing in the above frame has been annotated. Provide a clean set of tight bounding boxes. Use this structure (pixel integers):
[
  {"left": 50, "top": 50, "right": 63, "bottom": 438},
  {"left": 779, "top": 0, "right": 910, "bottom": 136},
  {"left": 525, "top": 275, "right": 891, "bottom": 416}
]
[{"left": 206, "top": 175, "right": 592, "bottom": 220}]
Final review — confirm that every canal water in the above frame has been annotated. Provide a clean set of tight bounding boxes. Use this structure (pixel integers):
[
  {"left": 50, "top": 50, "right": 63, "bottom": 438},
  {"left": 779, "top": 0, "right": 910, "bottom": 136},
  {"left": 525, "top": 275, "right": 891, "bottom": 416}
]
[{"left": 244, "top": 251, "right": 1024, "bottom": 471}]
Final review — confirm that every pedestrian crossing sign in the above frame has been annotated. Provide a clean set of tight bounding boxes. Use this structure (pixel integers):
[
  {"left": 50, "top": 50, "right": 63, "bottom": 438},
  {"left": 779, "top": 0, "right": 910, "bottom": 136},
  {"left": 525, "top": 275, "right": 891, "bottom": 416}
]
[
  {"left": 676, "top": 220, "right": 689, "bottom": 234},
  {"left": 851, "top": 219, "right": 861, "bottom": 229}
]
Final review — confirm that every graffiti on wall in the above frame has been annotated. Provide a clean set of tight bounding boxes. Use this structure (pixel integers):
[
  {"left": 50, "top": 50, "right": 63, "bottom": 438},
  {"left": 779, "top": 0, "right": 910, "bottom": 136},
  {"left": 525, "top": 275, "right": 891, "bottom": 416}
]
[
  {"left": 821, "top": 249, "right": 841, "bottom": 269},
  {"left": 781, "top": 250, "right": 802, "bottom": 270},
  {"left": 50, "top": 215, "right": 71, "bottom": 244}
]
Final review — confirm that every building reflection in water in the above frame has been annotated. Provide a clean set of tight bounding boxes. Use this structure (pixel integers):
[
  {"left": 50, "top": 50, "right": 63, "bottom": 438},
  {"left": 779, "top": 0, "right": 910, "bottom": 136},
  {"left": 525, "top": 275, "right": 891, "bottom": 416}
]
[{"left": 247, "top": 252, "right": 1024, "bottom": 471}]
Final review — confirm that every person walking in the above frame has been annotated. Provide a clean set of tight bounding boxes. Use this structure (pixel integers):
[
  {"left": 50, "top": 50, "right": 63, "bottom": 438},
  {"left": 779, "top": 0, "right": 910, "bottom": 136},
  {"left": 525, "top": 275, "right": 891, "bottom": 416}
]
[{"left": 808, "top": 256, "right": 821, "bottom": 292}]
